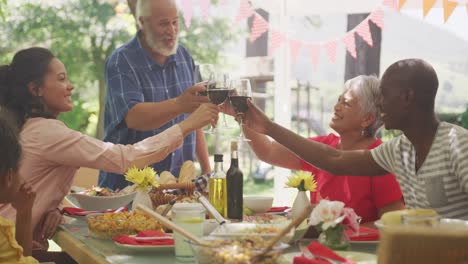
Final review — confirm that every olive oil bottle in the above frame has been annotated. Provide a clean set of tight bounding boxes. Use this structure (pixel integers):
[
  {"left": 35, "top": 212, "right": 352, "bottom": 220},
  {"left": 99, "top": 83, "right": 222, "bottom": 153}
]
[{"left": 208, "top": 154, "right": 227, "bottom": 217}]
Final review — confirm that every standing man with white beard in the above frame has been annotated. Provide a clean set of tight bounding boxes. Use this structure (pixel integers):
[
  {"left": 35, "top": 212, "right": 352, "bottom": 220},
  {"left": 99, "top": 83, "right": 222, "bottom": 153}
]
[{"left": 99, "top": 0, "right": 212, "bottom": 190}]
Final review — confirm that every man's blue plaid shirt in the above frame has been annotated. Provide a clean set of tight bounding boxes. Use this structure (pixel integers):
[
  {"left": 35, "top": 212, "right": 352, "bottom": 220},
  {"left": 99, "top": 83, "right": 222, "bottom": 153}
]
[{"left": 98, "top": 35, "right": 197, "bottom": 191}]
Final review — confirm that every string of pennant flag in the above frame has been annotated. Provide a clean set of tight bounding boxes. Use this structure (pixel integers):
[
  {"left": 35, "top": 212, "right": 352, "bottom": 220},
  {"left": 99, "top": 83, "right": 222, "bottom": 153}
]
[{"left": 178, "top": 0, "right": 468, "bottom": 66}]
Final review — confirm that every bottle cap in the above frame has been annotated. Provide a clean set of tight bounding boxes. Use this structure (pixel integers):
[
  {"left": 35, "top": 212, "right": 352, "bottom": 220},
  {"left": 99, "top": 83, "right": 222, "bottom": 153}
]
[
  {"left": 214, "top": 154, "right": 223, "bottom": 162},
  {"left": 231, "top": 141, "right": 238, "bottom": 151}
]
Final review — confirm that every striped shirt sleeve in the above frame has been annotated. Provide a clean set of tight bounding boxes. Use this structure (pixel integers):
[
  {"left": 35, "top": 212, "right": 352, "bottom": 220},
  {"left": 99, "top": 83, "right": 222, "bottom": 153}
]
[
  {"left": 448, "top": 126, "right": 468, "bottom": 193},
  {"left": 370, "top": 136, "right": 400, "bottom": 175}
]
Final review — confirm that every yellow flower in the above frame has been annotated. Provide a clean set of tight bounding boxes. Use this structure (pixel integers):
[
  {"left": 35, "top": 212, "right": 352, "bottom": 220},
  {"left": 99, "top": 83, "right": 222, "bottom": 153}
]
[
  {"left": 124, "top": 166, "right": 159, "bottom": 190},
  {"left": 286, "top": 171, "right": 317, "bottom": 192}
]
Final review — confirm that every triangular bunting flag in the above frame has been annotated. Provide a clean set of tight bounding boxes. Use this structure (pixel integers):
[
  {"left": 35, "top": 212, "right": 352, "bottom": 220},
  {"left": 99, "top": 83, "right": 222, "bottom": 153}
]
[
  {"left": 199, "top": 0, "right": 211, "bottom": 19},
  {"left": 180, "top": 0, "right": 193, "bottom": 29},
  {"left": 306, "top": 44, "right": 321, "bottom": 70},
  {"left": 289, "top": 39, "right": 302, "bottom": 64},
  {"left": 269, "top": 30, "right": 286, "bottom": 56},
  {"left": 324, "top": 40, "right": 338, "bottom": 63},
  {"left": 369, "top": 9, "right": 384, "bottom": 29},
  {"left": 466, "top": 3, "right": 468, "bottom": 13},
  {"left": 249, "top": 13, "right": 269, "bottom": 43},
  {"left": 443, "top": 0, "right": 459, "bottom": 22},
  {"left": 423, "top": 0, "right": 437, "bottom": 17},
  {"left": 356, "top": 19, "right": 373, "bottom": 47},
  {"left": 383, "top": 0, "right": 398, "bottom": 10},
  {"left": 235, "top": 0, "right": 254, "bottom": 23},
  {"left": 343, "top": 32, "right": 357, "bottom": 59},
  {"left": 399, "top": 0, "right": 408, "bottom": 10}
]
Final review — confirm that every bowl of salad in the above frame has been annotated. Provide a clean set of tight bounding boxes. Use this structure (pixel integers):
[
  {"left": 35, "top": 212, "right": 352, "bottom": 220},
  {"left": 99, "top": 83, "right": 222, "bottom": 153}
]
[
  {"left": 188, "top": 236, "right": 287, "bottom": 264},
  {"left": 65, "top": 186, "right": 136, "bottom": 211}
]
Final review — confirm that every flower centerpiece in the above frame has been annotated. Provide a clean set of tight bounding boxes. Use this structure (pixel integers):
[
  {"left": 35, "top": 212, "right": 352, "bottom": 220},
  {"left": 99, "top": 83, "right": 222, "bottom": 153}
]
[
  {"left": 309, "top": 200, "right": 360, "bottom": 250},
  {"left": 125, "top": 166, "right": 159, "bottom": 209},
  {"left": 286, "top": 171, "right": 317, "bottom": 219}
]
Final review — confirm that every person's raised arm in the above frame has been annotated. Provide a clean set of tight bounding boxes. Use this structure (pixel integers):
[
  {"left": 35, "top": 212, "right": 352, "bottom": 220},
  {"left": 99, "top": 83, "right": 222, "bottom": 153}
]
[
  {"left": 195, "top": 128, "right": 211, "bottom": 174},
  {"left": 37, "top": 103, "right": 218, "bottom": 174},
  {"left": 244, "top": 126, "right": 302, "bottom": 170},
  {"left": 125, "top": 85, "right": 209, "bottom": 131},
  {"left": 244, "top": 100, "right": 387, "bottom": 176}
]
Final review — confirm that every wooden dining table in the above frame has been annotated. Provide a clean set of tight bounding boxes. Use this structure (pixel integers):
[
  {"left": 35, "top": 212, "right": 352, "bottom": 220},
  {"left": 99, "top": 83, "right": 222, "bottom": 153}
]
[{"left": 53, "top": 217, "right": 378, "bottom": 264}]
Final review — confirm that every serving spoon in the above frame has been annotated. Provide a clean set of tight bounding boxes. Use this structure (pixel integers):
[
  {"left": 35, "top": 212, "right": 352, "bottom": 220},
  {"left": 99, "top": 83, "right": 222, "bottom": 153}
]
[{"left": 252, "top": 204, "right": 312, "bottom": 262}]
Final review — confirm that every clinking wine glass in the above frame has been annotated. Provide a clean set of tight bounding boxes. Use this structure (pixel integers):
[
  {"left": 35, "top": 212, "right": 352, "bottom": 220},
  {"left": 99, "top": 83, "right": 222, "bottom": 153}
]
[
  {"left": 194, "top": 64, "right": 215, "bottom": 96},
  {"left": 204, "top": 72, "right": 231, "bottom": 134},
  {"left": 229, "top": 78, "right": 252, "bottom": 142}
]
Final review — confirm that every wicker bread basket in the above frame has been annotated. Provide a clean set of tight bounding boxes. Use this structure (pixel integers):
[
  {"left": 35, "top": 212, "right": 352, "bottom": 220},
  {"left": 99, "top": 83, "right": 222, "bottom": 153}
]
[{"left": 149, "top": 182, "right": 196, "bottom": 209}]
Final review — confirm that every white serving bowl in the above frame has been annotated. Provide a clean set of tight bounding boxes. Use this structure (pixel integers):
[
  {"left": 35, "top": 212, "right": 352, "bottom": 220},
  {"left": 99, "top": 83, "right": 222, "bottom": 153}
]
[
  {"left": 243, "top": 196, "right": 274, "bottom": 214},
  {"left": 210, "top": 222, "right": 294, "bottom": 243},
  {"left": 65, "top": 192, "right": 136, "bottom": 211}
]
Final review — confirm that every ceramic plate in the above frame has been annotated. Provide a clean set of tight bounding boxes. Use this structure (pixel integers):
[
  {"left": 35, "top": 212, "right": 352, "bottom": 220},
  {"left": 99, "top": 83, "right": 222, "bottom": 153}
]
[
  {"left": 349, "top": 240, "right": 379, "bottom": 245},
  {"left": 374, "top": 220, "right": 384, "bottom": 229},
  {"left": 280, "top": 250, "right": 377, "bottom": 264}
]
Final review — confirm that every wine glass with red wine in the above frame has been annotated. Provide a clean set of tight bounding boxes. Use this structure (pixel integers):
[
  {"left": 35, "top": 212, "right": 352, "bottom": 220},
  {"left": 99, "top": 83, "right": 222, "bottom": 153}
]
[
  {"left": 194, "top": 64, "right": 215, "bottom": 96},
  {"left": 229, "top": 78, "right": 252, "bottom": 142},
  {"left": 204, "top": 72, "right": 231, "bottom": 134}
]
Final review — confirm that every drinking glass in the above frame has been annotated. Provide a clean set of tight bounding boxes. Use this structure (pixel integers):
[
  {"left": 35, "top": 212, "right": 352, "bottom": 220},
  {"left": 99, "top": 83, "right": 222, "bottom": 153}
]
[
  {"left": 172, "top": 203, "right": 205, "bottom": 261},
  {"left": 194, "top": 64, "right": 215, "bottom": 96},
  {"left": 205, "top": 72, "right": 232, "bottom": 134},
  {"left": 229, "top": 78, "right": 252, "bottom": 142}
]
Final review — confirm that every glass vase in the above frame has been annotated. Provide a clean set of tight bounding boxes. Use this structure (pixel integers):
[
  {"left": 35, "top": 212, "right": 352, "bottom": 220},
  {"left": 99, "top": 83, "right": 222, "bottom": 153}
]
[{"left": 318, "top": 224, "right": 350, "bottom": 250}]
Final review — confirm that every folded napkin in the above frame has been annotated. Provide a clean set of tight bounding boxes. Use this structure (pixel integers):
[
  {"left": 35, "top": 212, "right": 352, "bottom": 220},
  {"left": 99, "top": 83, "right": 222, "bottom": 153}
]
[
  {"left": 267, "top": 206, "right": 290, "bottom": 213},
  {"left": 346, "top": 226, "right": 380, "bottom": 241},
  {"left": 293, "top": 242, "right": 353, "bottom": 264},
  {"left": 113, "top": 230, "right": 174, "bottom": 246},
  {"left": 293, "top": 256, "right": 330, "bottom": 264},
  {"left": 62, "top": 206, "right": 127, "bottom": 216}
]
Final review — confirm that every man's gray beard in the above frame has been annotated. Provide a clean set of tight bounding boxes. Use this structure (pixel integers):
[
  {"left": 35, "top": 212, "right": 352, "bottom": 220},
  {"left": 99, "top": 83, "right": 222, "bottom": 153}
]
[{"left": 146, "top": 31, "right": 178, "bottom": 57}]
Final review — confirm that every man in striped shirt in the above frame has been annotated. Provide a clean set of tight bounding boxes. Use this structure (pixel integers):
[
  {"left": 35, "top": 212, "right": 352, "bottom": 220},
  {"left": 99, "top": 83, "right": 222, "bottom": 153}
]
[
  {"left": 99, "top": 0, "right": 211, "bottom": 190},
  {"left": 243, "top": 58, "right": 468, "bottom": 219}
]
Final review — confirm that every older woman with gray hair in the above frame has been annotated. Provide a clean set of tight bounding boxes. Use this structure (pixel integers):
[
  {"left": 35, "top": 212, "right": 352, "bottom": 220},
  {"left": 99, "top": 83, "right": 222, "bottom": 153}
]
[{"left": 243, "top": 75, "right": 404, "bottom": 227}]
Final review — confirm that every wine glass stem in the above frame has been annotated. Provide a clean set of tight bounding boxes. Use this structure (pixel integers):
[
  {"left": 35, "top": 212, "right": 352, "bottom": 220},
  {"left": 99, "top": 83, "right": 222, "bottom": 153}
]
[
  {"left": 222, "top": 113, "right": 229, "bottom": 127},
  {"left": 238, "top": 114, "right": 245, "bottom": 139}
]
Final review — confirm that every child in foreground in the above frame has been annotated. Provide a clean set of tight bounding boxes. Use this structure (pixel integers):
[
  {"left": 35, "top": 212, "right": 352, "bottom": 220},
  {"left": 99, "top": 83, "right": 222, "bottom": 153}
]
[{"left": 0, "top": 112, "right": 38, "bottom": 264}]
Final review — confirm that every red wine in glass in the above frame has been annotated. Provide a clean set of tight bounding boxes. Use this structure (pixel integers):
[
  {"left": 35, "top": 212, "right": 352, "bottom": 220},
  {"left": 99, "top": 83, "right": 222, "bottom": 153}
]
[
  {"left": 229, "top": 96, "right": 251, "bottom": 114},
  {"left": 208, "top": 88, "right": 230, "bottom": 105}
]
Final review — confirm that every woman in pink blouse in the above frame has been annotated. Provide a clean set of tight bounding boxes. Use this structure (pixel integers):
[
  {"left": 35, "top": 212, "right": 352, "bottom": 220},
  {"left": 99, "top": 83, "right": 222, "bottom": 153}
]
[{"left": 0, "top": 47, "right": 218, "bottom": 251}]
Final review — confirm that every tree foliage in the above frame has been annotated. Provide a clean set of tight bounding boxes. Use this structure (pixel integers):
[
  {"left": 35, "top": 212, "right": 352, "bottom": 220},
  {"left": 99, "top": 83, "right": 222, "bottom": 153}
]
[
  {"left": 1, "top": 0, "right": 241, "bottom": 137},
  {"left": 0, "top": 0, "right": 6, "bottom": 21},
  {"left": 459, "top": 105, "right": 468, "bottom": 129}
]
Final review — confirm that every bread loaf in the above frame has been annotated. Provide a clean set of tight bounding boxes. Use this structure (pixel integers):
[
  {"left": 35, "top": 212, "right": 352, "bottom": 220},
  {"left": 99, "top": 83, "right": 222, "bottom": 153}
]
[
  {"left": 178, "top": 160, "right": 197, "bottom": 183},
  {"left": 159, "top": 171, "right": 177, "bottom": 185}
]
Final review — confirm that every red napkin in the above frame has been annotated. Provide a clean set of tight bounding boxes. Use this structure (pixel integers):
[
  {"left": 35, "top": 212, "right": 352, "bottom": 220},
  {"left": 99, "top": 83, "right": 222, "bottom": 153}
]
[
  {"left": 62, "top": 207, "right": 127, "bottom": 216},
  {"left": 345, "top": 226, "right": 380, "bottom": 241},
  {"left": 267, "top": 206, "right": 290, "bottom": 213},
  {"left": 113, "top": 230, "right": 174, "bottom": 246},
  {"left": 308, "top": 242, "right": 349, "bottom": 262},
  {"left": 293, "top": 256, "right": 329, "bottom": 264},
  {"left": 293, "top": 242, "right": 354, "bottom": 264}
]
